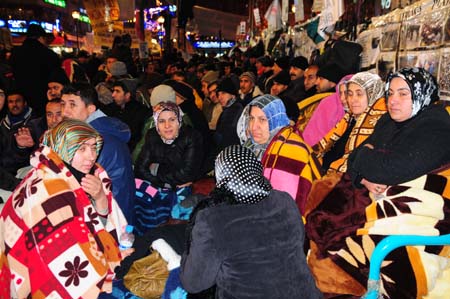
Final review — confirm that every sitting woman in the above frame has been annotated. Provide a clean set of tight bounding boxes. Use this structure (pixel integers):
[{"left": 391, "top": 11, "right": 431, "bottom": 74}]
[
  {"left": 315, "top": 71, "right": 386, "bottom": 173},
  {"left": 238, "top": 94, "right": 322, "bottom": 215},
  {"left": 306, "top": 68, "right": 450, "bottom": 298},
  {"left": 134, "top": 102, "right": 204, "bottom": 235},
  {"left": 0, "top": 119, "right": 127, "bottom": 299},
  {"left": 180, "top": 145, "right": 322, "bottom": 299}
]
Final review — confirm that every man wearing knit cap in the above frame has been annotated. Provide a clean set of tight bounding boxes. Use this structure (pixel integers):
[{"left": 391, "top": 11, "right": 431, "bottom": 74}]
[
  {"left": 238, "top": 71, "right": 263, "bottom": 106},
  {"left": 47, "top": 68, "right": 70, "bottom": 100},
  {"left": 316, "top": 63, "right": 345, "bottom": 93},
  {"left": 270, "top": 70, "right": 299, "bottom": 121},
  {"left": 264, "top": 56, "right": 289, "bottom": 94},
  {"left": 255, "top": 55, "right": 273, "bottom": 92},
  {"left": 214, "top": 77, "right": 243, "bottom": 152},
  {"left": 287, "top": 56, "right": 308, "bottom": 103}
]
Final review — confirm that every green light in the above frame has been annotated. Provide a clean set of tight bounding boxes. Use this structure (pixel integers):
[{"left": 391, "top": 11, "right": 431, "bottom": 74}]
[
  {"left": 44, "top": 0, "right": 66, "bottom": 8},
  {"left": 79, "top": 15, "right": 90, "bottom": 24}
]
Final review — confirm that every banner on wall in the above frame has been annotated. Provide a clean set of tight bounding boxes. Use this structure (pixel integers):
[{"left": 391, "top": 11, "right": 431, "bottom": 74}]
[
  {"left": 265, "top": 0, "right": 282, "bottom": 31},
  {"left": 294, "top": 0, "right": 304, "bottom": 22}
]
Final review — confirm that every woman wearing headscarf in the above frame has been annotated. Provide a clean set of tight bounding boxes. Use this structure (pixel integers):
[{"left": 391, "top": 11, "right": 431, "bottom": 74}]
[
  {"left": 134, "top": 102, "right": 204, "bottom": 234},
  {"left": 180, "top": 145, "right": 322, "bottom": 299},
  {"left": 306, "top": 68, "right": 450, "bottom": 298},
  {"left": 315, "top": 71, "right": 387, "bottom": 173},
  {"left": 237, "top": 94, "right": 322, "bottom": 215},
  {"left": 0, "top": 119, "right": 127, "bottom": 299},
  {"left": 302, "top": 74, "right": 353, "bottom": 147}
]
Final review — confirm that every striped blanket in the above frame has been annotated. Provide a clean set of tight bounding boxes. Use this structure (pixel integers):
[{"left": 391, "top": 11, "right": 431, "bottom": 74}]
[
  {"left": 305, "top": 165, "right": 450, "bottom": 298},
  {"left": 262, "top": 126, "right": 322, "bottom": 215}
]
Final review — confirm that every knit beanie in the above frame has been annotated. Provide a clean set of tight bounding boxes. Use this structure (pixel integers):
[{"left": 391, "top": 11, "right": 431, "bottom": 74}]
[
  {"left": 239, "top": 72, "right": 256, "bottom": 84},
  {"left": 110, "top": 61, "right": 128, "bottom": 77},
  {"left": 216, "top": 77, "right": 238, "bottom": 96},
  {"left": 272, "top": 70, "right": 291, "bottom": 86},
  {"left": 257, "top": 56, "right": 273, "bottom": 67},
  {"left": 274, "top": 56, "right": 290, "bottom": 70},
  {"left": 290, "top": 56, "right": 309, "bottom": 70},
  {"left": 201, "top": 71, "right": 220, "bottom": 84},
  {"left": 48, "top": 67, "right": 70, "bottom": 85},
  {"left": 150, "top": 84, "right": 176, "bottom": 107},
  {"left": 317, "top": 63, "right": 345, "bottom": 84}
]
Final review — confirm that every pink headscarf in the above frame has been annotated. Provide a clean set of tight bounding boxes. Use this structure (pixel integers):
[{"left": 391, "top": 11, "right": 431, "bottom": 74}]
[{"left": 302, "top": 74, "right": 353, "bottom": 147}]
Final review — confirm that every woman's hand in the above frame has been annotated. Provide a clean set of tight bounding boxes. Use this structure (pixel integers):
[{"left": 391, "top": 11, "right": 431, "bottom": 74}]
[
  {"left": 361, "top": 178, "right": 387, "bottom": 195},
  {"left": 81, "top": 171, "right": 108, "bottom": 211},
  {"left": 364, "top": 143, "right": 374, "bottom": 149}
]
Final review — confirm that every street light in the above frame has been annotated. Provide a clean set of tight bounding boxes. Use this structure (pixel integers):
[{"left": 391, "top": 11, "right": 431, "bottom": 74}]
[
  {"left": 157, "top": 15, "right": 165, "bottom": 49},
  {"left": 72, "top": 10, "right": 80, "bottom": 52}
]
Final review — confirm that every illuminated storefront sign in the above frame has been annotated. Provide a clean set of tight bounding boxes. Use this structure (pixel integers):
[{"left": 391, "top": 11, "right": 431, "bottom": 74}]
[
  {"left": 8, "top": 20, "right": 27, "bottom": 33},
  {"left": 193, "top": 41, "right": 235, "bottom": 49},
  {"left": 43, "top": 0, "right": 66, "bottom": 8},
  {"left": 0, "top": 20, "right": 6, "bottom": 27}
]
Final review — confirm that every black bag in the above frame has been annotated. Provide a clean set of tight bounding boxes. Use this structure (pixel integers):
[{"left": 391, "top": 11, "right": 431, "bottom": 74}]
[{"left": 314, "top": 39, "right": 363, "bottom": 74}]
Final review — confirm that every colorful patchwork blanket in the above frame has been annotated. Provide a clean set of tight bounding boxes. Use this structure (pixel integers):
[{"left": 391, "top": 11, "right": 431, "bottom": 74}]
[
  {"left": 262, "top": 126, "right": 322, "bottom": 215},
  {"left": 0, "top": 146, "right": 127, "bottom": 299},
  {"left": 306, "top": 165, "right": 450, "bottom": 299}
]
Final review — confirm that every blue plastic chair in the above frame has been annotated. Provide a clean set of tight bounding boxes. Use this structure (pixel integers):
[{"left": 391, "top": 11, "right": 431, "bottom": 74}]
[{"left": 362, "top": 234, "right": 450, "bottom": 299}]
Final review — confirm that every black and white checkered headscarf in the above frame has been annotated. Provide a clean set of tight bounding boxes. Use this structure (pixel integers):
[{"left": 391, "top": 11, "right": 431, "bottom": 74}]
[
  {"left": 386, "top": 67, "right": 439, "bottom": 118},
  {"left": 215, "top": 145, "right": 272, "bottom": 204}
]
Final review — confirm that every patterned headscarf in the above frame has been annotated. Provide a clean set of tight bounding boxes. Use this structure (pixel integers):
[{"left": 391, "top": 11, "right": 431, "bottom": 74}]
[
  {"left": 42, "top": 119, "right": 103, "bottom": 164},
  {"left": 347, "top": 72, "right": 385, "bottom": 106},
  {"left": 237, "top": 94, "right": 290, "bottom": 145},
  {"left": 215, "top": 145, "right": 272, "bottom": 204},
  {"left": 385, "top": 67, "right": 439, "bottom": 118},
  {"left": 152, "top": 101, "right": 183, "bottom": 144}
]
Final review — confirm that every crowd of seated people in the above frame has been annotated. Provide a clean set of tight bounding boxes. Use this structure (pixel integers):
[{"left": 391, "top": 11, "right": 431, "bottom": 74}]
[{"left": 1, "top": 24, "right": 450, "bottom": 299}]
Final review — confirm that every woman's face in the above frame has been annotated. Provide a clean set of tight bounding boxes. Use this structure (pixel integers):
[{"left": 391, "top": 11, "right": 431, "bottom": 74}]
[
  {"left": 387, "top": 77, "right": 413, "bottom": 122},
  {"left": 71, "top": 138, "right": 98, "bottom": 174},
  {"left": 338, "top": 83, "right": 348, "bottom": 110},
  {"left": 249, "top": 106, "right": 270, "bottom": 145},
  {"left": 347, "top": 82, "right": 368, "bottom": 117},
  {"left": 157, "top": 110, "right": 180, "bottom": 140}
]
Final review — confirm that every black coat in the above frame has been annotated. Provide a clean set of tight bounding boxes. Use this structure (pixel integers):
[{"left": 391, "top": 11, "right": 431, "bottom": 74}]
[
  {"left": 348, "top": 105, "right": 450, "bottom": 187},
  {"left": 214, "top": 100, "right": 243, "bottom": 152},
  {"left": 135, "top": 126, "right": 204, "bottom": 189},
  {"left": 10, "top": 38, "right": 60, "bottom": 116},
  {"left": 180, "top": 190, "right": 322, "bottom": 299},
  {"left": 103, "top": 100, "right": 151, "bottom": 152}
]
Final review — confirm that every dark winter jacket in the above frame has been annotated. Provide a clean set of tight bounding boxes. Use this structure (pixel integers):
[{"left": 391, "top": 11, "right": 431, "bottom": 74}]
[
  {"left": 135, "top": 126, "right": 204, "bottom": 189},
  {"left": 213, "top": 100, "right": 243, "bottom": 152},
  {"left": 349, "top": 104, "right": 450, "bottom": 187},
  {"left": 180, "top": 190, "right": 322, "bottom": 299},
  {"left": 0, "top": 108, "right": 35, "bottom": 174},
  {"left": 9, "top": 38, "right": 60, "bottom": 116},
  {"left": 103, "top": 100, "right": 151, "bottom": 152},
  {"left": 87, "top": 110, "right": 135, "bottom": 224}
]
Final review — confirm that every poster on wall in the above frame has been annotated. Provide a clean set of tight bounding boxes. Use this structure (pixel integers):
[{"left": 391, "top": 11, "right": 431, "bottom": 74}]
[
  {"left": 398, "top": 51, "right": 418, "bottom": 69},
  {"left": 357, "top": 28, "right": 381, "bottom": 69},
  {"left": 419, "top": 9, "right": 446, "bottom": 48},
  {"left": 438, "top": 48, "right": 450, "bottom": 101},
  {"left": 381, "top": 23, "right": 401, "bottom": 51},
  {"left": 377, "top": 51, "right": 396, "bottom": 81},
  {"left": 415, "top": 50, "right": 440, "bottom": 77},
  {"left": 400, "top": 19, "right": 421, "bottom": 50},
  {"left": 444, "top": 13, "right": 450, "bottom": 44}
]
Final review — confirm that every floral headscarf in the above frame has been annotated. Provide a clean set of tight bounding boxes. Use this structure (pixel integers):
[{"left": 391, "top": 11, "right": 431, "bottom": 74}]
[
  {"left": 215, "top": 145, "right": 272, "bottom": 204},
  {"left": 42, "top": 119, "right": 103, "bottom": 164},
  {"left": 153, "top": 101, "right": 183, "bottom": 144},
  {"left": 385, "top": 67, "right": 439, "bottom": 118},
  {"left": 347, "top": 72, "right": 385, "bottom": 107}
]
